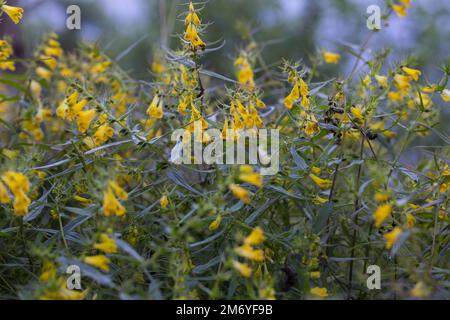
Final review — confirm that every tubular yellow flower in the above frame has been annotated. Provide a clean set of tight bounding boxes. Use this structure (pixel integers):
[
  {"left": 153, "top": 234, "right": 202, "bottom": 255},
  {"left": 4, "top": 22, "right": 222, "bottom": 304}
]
[
  {"left": 235, "top": 244, "right": 264, "bottom": 262},
  {"left": 304, "top": 116, "right": 320, "bottom": 136},
  {"left": 94, "top": 234, "right": 118, "bottom": 254},
  {"left": 36, "top": 66, "right": 52, "bottom": 81},
  {"left": 384, "top": 227, "right": 402, "bottom": 249},
  {"left": 406, "top": 213, "right": 416, "bottom": 228},
  {"left": 103, "top": 187, "right": 126, "bottom": 217},
  {"left": 402, "top": 66, "right": 421, "bottom": 81},
  {"left": 1, "top": 4, "right": 24, "bottom": 24},
  {"left": 109, "top": 181, "right": 128, "bottom": 201},
  {"left": 239, "top": 172, "right": 263, "bottom": 188},
  {"left": 244, "top": 227, "right": 265, "bottom": 246},
  {"left": 84, "top": 255, "right": 110, "bottom": 272},
  {"left": 76, "top": 109, "right": 97, "bottom": 133},
  {"left": 393, "top": 4, "right": 407, "bottom": 17},
  {"left": 232, "top": 260, "right": 252, "bottom": 278},
  {"left": 375, "top": 75, "right": 388, "bottom": 88},
  {"left": 309, "top": 174, "right": 332, "bottom": 189},
  {"left": 394, "top": 74, "right": 411, "bottom": 93},
  {"left": 147, "top": 95, "right": 164, "bottom": 119},
  {"left": 323, "top": 51, "right": 341, "bottom": 64},
  {"left": 94, "top": 123, "right": 114, "bottom": 146},
  {"left": 350, "top": 106, "right": 364, "bottom": 122},
  {"left": 229, "top": 183, "right": 250, "bottom": 204},
  {"left": 284, "top": 82, "right": 299, "bottom": 109},
  {"left": 388, "top": 91, "right": 403, "bottom": 102},
  {"left": 310, "top": 287, "right": 328, "bottom": 298},
  {"left": 185, "top": 1, "right": 201, "bottom": 26},
  {"left": 160, "top": 195, "right": 169, "bottom": 208},
  {"left": 208, "top": 214, "right": 222, "bottom": 231},
  {"left": 374, "top": 203, "right": 392, "bottom": 228}
]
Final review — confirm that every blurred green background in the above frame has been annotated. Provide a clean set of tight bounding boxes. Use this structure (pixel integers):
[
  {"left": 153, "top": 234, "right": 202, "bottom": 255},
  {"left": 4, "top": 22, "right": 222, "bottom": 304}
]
[{"left": 2, "top": 0, "right": 449, "bottom": 79}]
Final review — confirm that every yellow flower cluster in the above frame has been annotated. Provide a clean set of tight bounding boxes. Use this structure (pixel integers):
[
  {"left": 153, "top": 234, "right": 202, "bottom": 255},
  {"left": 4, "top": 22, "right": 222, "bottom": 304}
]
[
  {"left": 233, "top": 227, "right": 265, "bottom": 278},
  {"left": 103, "top": 180, "right": 128, "bottom": 217},
  {"left": 0, "top": 171, "right": 31, "bottom": 216},
  {"left": 235, "top": 53, "right": 255, "bottom": 88},
  {"left": 184, "top": 1, "right": 205, "bottom": 50},
  {"left": 0, "top": 38, "right": 15, "bottom": 71}
]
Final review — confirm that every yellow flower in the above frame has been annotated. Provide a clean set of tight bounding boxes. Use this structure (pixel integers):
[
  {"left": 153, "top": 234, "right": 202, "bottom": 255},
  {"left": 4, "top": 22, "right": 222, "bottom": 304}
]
[
  {"left": 402, "top": 66, "right": 421, "bottom": 81},
  {"left": 76, "top": 109, "right": 97, "bottom": 133},
  {"left": 235, "top": 55, "right": 255, "bottom": 88},
  {"left": 146, "top": 95, "right": 164, "bottom": 119},
  {"left": 375, "top": 75, "right": 388, "bottom": 88},
  {"left": 84, "top": 255, "right": 110, "bottom": 272},
  {"left": 309, "top": 174, "right": 332, "bottom": 189},
  {"left": 232, "top": 260, "right": 252, "bottom": 278},
  {"left": 284, "top": 82, "right": 299, "bottom": 109},
  {"left": 311, "top": 166, "right": 321, "bottom": 175},
  {"left": 441, "top": 89, "right": 450, "bottom": 102},
  {"left": 93, "top": 123, "right": 114, "bottom": 146},
  {"left": 388, "top": 91, "right": 403, "bottom": 102},
  {"left": 323, "top": 51, "right": 341, "bottom": 64},
  {"left": 244, "top": 227, "right": 265, "bottom": 246},
  {"left": 160, "top": 195, "right": 169, "bottom": 208},
  {"left": 36, "top": 66, "right": 52, "bottom": 81},
  {"left": 103, "top": 187, "right": 126, "bottom": 217},
  {"left": 406, "top": 213, "right": 416, "bottom": 228},
  {"left": 394, "top": 74, "right": 410, "bottom": 93},
  {"left": 313, "top": 195, "right": 328, "bottom": 204},
  {"left": 229, "top": 183, "right": 250, "bottom": 204},
  {"left": 374, "top": 192, "right": 390, "bottom": 202},
  {"left": 30, "top": 80, "right": 42, "bottom": 101},
  {"left": 184, "top": 21, "right": 205, "bottom": 49},
  {"left": 350, "top": 106, "right": 364, "bottom": 122},
  {"left": 185, "top": 1, "right": 201, "bottom": 26},
  {"left": 1, "top": 171, "right": 30, "bottom": 196},
  {"left": 374, "top": 203, "right": 392, "bottom": 228},
  {"left": 235, "top": 244, "right": 264, "bottom": 262},
  {"left": 410, "top": 281, "right": 430, "bottom": 299},
  {"left": 304, "top": 119, "right": 319, "bottom": 136},
  {"left": 384, "top": 227, "right": 402, "bottom": 249},
  {"left": 94, "top": 234, "right": 118, "bottom": 254},
  {"left": 392, "top": 4, "right": 407, "bottom": 17},
  {"left": 109, "top": 180, "right": 128, "bottom": 201},
  {"left": 239, "top": 172, "right": 262, "bottom": 188},
  {"left": 1, "top": 4, "right": 24, "bottom": 24},
  {"left": 39, "top": 261, "right": 57, "bottom": 282},
  {"left": 208, "top": 214, "right": 222, "bottom": 231},
  {"left": 0, "top": 181, "right": 10, "bottom": 204},
  {"left": 310, "top": 287, "right": 328, "bottom": 298}
]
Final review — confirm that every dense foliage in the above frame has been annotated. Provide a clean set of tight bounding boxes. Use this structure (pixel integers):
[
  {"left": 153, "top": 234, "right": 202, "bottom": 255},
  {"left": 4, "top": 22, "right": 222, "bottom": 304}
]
[{"left": 0, "top": 0, "right": 449, "bottom": 300}]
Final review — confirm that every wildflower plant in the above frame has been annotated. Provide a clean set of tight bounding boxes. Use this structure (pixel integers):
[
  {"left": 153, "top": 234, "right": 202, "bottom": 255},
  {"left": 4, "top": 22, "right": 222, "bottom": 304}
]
[{"left": 0, "top": 1, "right": 448, "bottom": 301}]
